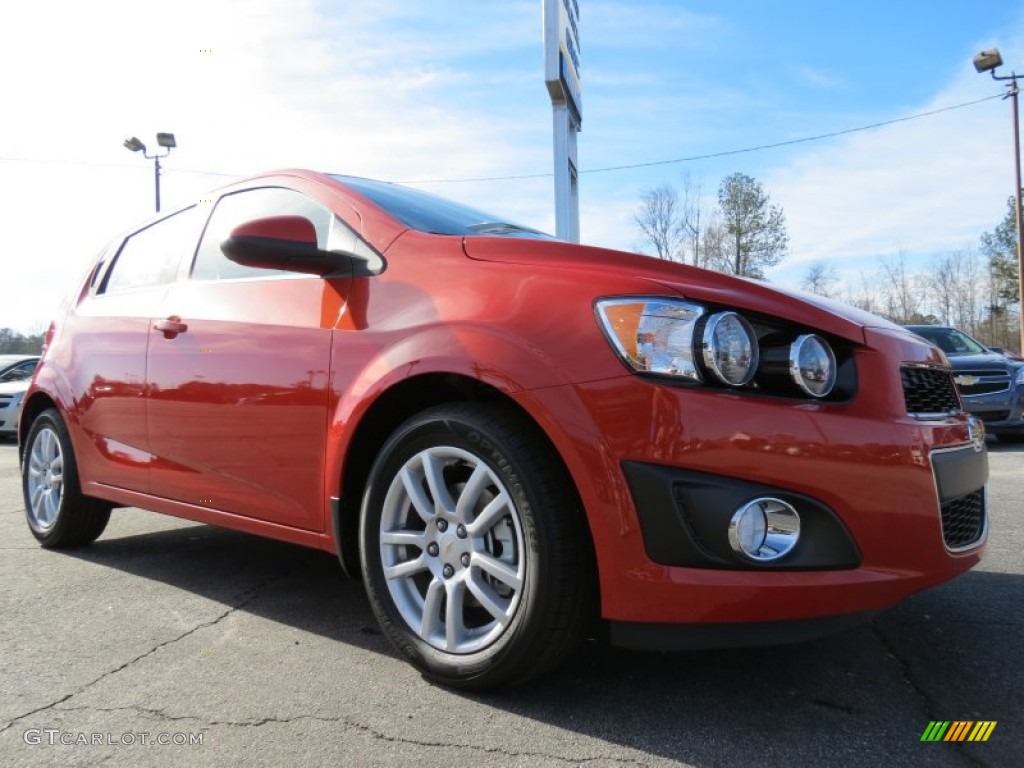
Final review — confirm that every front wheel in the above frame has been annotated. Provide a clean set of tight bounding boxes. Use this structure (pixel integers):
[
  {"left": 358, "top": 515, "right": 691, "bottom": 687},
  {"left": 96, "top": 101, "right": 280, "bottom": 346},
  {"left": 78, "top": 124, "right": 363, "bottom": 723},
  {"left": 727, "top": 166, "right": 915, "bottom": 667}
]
[
  {"left": 359, "top": 403, "right": 594, "bottom": 689},
  {"left": 23, "top": 408, "right": 111, "bottom": 548}
]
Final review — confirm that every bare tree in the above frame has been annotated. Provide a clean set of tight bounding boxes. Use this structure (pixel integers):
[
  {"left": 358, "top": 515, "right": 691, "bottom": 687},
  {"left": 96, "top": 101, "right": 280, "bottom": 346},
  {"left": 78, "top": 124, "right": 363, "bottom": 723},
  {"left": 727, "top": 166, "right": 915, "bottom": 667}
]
[
  {"left": 953, "top": 253, "right": 985, "bottom": 335},
  {"left": 717, "top": 172, "right": 789, "bottom": 278},
  {"left": 800, "top": 261, "right": 839, "bottom": 297},
  {"left": 840, "top": 271, "right": 878, "bottom": 314},
  {"left": 879, "top": 252, "right": 929, "bottom": 323},
  {"left": 677, "top": 172, "right": 709, "bottom": 267},
  {"left": 634, "top": 183, "right": 685, "bottom": 261},
  {"left": 926, "top": 250, "right": 985, "bottom": 336}
]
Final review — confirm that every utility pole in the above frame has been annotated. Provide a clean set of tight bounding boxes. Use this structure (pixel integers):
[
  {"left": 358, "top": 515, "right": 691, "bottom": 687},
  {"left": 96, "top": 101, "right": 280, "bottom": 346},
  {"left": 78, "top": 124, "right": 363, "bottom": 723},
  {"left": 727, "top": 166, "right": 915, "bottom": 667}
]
[{"left": 974, "top": 49, "right": 1024, "bottom": 350}]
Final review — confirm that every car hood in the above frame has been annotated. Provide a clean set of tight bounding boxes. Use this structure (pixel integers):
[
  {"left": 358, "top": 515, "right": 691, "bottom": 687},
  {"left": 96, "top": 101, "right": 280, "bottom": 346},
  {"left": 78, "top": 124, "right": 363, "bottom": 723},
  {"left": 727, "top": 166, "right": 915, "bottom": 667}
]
[
  {"left": 463, "top": 237, "right": 906, "bottom": 345},
  {"left": 945, "top": 352, "right": 1019, "bottom": 372},
  {"left": 0, "top": 380, "right": 30, "bottom": 395}
]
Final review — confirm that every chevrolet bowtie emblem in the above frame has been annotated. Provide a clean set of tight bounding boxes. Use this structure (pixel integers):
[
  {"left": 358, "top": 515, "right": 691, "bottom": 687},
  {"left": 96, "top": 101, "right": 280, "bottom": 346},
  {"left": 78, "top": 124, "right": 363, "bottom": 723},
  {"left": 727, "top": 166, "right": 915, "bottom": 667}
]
[{"left": 954, "top": 375, "right": 979, "bottom": 386}]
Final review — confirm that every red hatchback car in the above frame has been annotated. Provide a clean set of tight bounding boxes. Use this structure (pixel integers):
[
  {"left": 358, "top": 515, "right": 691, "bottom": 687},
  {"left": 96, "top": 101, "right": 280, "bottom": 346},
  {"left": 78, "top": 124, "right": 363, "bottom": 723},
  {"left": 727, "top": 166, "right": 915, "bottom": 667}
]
[{"left": 20, "top": 170, "right": 987, "bottom": 689}]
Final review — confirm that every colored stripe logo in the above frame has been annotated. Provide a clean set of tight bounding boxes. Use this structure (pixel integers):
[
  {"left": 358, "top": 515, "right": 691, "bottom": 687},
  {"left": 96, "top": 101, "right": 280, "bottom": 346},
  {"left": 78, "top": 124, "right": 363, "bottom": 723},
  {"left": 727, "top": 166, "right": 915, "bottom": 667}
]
[{"left": 921, "top": 721, "right": 997, "bottom": 742}]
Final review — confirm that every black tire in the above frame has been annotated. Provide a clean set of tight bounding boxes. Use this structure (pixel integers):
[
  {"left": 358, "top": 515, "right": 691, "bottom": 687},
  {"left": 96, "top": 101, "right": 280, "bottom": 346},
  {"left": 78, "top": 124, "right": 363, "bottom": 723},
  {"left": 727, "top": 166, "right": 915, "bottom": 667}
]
[
  {"left": 359, "top": 403, "right": 595, "bottom": 690},
  {"left": 22, "top": 408, "right": 111, "bottom": 548}
]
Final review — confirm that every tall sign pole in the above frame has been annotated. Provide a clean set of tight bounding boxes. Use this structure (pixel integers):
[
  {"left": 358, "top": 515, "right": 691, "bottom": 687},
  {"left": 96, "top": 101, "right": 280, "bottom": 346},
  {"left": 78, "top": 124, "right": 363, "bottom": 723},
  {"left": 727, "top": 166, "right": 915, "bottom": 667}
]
[{"left": 543, "top": 0, "right": 582, "bottom": 243}]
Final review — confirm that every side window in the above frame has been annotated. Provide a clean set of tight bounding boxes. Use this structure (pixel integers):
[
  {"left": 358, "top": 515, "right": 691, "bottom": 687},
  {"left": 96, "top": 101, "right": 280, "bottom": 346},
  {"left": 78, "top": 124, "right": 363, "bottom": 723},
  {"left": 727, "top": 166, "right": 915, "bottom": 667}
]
[
  {"left": 88, "top": 242, "right": 120, "bottom": 295},
  {"left": 191, "top": 188, "right": 331, "bottom": 281},
  {"left": 0, "top": 360, "right": 38, "bottom": 383},
  {"left": 102, "top": 206, "right": 204, "bottom": 294}
]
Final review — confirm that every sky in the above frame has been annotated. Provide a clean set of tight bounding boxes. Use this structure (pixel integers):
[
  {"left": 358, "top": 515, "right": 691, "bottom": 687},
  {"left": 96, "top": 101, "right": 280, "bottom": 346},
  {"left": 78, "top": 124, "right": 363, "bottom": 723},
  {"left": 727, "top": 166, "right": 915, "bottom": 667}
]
[{"left": 2, "top": 0, "right": 1022, "bottom": 333}]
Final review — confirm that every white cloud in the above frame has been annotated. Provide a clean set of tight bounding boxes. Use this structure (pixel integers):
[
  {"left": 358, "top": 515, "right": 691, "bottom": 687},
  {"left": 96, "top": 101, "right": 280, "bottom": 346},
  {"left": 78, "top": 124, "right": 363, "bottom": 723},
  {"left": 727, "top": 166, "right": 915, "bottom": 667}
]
[
  {"left": 765, "top": 47, "right": 1022, "bottom": 278},
  {"left": 2, "top": 1, "right": 1022, "bottom": 336},
  {"left": 0, "top": 0, "right": 559, "bottom": 332}
]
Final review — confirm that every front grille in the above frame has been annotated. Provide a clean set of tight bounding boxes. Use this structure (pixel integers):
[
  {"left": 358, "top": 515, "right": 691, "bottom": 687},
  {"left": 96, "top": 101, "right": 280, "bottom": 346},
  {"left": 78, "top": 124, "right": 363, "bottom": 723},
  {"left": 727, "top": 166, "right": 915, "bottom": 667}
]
[
  {"left": 953, "top": 368, "right": 1011, "bottom": 397},
  {"left": 958, "top": 366, "right": 1009, "bottom": 378},
  {"left": 941, "top": 489, "right": 986, "bottom": 550},
  {"left": 960, "top": 381, "right": 1011, "bottom": 396},
  {"left": 901, "top": 365, "right": 961, "bottom": 417},
  {"left": 979, "top": 411, "right": 1011, "bottom": 424}
]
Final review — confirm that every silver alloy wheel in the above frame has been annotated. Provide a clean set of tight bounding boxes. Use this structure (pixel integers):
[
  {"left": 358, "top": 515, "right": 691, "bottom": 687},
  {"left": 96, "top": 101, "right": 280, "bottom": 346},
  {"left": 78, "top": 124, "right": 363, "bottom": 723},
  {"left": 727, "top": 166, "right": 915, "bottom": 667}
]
[
  {"left": 26, "top": 426, "right": 64, "bottom": 531},
  {"left": 379, "top": 446, "right": 526, "bottom": 654}
]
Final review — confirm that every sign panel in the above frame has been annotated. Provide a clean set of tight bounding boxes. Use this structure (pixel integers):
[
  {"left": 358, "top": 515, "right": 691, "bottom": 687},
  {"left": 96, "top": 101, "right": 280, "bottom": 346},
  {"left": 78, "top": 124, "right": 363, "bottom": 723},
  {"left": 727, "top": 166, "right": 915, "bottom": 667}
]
[
  {"left": 544, "top": 0, "right": 581, "bottom": 243},
  {"left": 543, "top": 0, "right": 582, "bottom": 124}
]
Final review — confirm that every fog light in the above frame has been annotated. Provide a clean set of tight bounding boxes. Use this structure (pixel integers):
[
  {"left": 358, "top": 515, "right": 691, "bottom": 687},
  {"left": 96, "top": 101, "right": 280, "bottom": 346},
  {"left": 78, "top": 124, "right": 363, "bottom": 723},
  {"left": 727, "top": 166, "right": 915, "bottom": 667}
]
[{"left": 728, "top": 498, "right": 801, "bottom": 562}]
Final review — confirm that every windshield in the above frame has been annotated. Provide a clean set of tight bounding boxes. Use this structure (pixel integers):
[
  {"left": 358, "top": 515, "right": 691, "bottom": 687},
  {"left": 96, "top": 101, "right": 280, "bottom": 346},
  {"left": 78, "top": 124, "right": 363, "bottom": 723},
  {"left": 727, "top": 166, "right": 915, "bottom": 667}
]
[
  {"left": 329, "top": 175, "right": 552, "bottom": 239},
  {"left": 911, "top": 327, "right": 990, "bottom": 356}
]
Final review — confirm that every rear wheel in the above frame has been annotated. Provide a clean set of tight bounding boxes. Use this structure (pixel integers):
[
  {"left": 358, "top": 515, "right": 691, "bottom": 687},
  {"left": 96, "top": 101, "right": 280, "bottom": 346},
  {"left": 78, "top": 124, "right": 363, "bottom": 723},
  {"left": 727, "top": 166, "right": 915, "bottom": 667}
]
[
  {"left": 359, "top": 403, "right": 594, "bottom": 689},
  {"left": 23, "top": 408, "right": 111, "bottom": 548}
]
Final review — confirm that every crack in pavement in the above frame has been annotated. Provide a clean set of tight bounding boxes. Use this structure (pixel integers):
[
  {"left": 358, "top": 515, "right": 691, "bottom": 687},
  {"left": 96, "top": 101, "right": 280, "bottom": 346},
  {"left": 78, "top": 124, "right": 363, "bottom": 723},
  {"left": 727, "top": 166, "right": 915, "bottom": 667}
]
[
  {"left": 871, "top": 620, "right": 990, "bottom": 768},
  {"left": 0, "top": 567, "right": 302, "bottom": 736},
  {"left": 49, "top": 704, "right": 651, "bottom": 766}
]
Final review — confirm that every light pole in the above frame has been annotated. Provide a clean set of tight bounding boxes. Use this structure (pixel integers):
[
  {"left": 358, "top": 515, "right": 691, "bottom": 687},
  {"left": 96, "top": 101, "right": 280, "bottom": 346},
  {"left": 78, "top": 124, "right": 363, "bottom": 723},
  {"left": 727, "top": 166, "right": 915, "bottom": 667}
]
[
  {"left": 123, "top": 133, "right": 176, "bottom": 212},
  {"left": 974, "top": 49, "right": 1024, "bottom": 351}
]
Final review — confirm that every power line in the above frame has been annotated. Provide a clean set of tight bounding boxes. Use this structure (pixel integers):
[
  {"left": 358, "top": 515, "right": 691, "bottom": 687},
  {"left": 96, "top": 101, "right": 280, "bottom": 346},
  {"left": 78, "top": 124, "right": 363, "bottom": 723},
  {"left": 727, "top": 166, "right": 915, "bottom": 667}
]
[
  {"left": 0, "top": 93, "right": 1003, "bottom": 184},
  {"left": 398, "top": 93, "right": 1004, "bottom": 184},
  {"left": 0, "top": 155, "right": 241, "bottom": 178}
]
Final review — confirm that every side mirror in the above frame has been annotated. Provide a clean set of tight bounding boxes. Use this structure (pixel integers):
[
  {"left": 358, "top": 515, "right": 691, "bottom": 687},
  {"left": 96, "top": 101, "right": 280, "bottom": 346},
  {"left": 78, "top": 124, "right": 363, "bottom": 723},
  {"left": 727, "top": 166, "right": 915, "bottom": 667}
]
[{"left": 220, "top": 215, "right": 352, "bottom": 277}]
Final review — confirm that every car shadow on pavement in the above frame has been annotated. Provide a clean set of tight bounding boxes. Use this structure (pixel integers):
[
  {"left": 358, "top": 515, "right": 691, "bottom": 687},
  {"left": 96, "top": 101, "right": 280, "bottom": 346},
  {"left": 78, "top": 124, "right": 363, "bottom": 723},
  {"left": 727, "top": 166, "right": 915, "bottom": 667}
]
[
  {"left": 49, "top": 502, "right": 1021, "bottom": 767},
  {"left": 473, "top": 569, "right": 1023, "bottom": 766},
  {"left": 988, "top": 437, "right": 1024, "bottom": 453},
  {"left": 59, "top": 523, "right": 396, "bottom": 657}
]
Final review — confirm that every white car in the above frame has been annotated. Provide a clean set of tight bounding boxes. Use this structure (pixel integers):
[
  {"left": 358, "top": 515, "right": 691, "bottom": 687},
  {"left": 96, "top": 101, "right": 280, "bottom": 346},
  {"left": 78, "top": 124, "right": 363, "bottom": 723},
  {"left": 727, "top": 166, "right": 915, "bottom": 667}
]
[{"left": 0, "top": 355, "right": 40, "bottom": 437}]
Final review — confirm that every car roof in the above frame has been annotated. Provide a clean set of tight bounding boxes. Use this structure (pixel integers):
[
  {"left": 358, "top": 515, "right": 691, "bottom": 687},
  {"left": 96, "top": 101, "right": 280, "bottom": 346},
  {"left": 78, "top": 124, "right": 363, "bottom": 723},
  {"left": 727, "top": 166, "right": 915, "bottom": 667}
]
[{"left": 0, "top": 355, "right": 39, "bottom": 366}]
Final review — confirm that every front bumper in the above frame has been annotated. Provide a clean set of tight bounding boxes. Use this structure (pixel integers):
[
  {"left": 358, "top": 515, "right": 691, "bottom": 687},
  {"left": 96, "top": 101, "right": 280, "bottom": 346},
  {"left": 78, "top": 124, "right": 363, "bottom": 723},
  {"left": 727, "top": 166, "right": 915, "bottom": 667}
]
[
  {"left": 607, "top": 445, "right": 986, "bottom": 649},
  {"left": 623, "top": 443, "right": 986, "bottom": 569},
  {"left": 519, "top": 327, "right": 987, "bottom": 639},
  {"left": 0, "top": 391, "right": 25, "bottom": 435},
  {"left": 962, "top": 383, "right": 1024, "bottom": 434}
]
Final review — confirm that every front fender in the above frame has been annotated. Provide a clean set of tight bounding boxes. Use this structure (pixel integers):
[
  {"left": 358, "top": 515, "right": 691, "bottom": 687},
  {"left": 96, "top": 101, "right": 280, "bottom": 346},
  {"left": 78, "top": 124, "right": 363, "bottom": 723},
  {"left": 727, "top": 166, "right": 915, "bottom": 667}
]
[{"left": 323, "top": 323, "right": 589, "bottom": 498}]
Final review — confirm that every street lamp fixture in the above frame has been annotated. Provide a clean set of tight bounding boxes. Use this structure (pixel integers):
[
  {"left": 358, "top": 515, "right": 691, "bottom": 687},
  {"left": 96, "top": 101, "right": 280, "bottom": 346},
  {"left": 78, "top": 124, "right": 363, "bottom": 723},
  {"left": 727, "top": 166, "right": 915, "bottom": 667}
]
[
  {"left": 974, "top": 47, "right": 1024, "bottom": 352},
  {"left": 973, "top": 49, "right": 1004, "bottom": 74},
  {"left": 123, "top": 136, "right": 146, "bottom": 153},
  {"left": 122, "top": 132, "right": 176, "bottom": 212}
]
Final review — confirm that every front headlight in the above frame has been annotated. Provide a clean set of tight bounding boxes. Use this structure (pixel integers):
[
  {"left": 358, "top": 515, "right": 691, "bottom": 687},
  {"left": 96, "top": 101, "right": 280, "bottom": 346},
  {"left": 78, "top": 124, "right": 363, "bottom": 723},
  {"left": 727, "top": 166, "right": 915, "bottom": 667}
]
[
  {"left": 596, "top": 296, "right": 851, "bottom": 400},
  {"left": 1016, "top": 366, "right": 1024, "bottom": 385},
  {"left": 789, "top": 334, "right": 837, "bottom": 398},
  {"left": 595, "top": 298, "right": 704, "bottom": 380},
  {"left": 701, "top": 311, "right": 759, "bottom": 386}
]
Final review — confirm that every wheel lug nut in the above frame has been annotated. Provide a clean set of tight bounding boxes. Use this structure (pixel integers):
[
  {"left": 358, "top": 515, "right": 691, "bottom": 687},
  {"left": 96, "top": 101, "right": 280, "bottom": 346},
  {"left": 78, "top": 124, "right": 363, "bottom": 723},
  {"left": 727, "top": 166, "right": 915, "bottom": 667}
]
[
  {"left": 426, "top": 543, "right": 439, "bottom": 557},
  {"left": 460, "top": 553, "right": 471, "bottom": 568},
  {"left": 436, "top": 519, "right": 448, "bottom": 532},
  {"left": 456, "top": 524, "right": 467, "bottom": 539},
  {"left": 442, "top": 564, "right": 455, "bottom": 578}
]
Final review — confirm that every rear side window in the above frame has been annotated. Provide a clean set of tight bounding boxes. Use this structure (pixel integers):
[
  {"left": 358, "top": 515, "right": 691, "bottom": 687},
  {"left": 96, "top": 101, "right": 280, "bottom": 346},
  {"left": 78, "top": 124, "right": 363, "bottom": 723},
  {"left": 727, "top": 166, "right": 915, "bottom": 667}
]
[
  {"left": 191, "top": 187, "right": 331, "bottom": 281},
  {"left": 102, "top": 206, "right": 204, "bottom": 294},
  {"left": 0, "top": 360, "right": 37, "bottom": 382}
]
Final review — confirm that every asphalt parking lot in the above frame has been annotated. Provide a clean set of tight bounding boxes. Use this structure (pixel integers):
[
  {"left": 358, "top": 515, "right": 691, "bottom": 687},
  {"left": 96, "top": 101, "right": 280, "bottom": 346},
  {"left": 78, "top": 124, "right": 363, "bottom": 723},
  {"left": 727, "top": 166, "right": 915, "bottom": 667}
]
[{"left": 0, "top": 436, "right": 1020, "bottom": 768}]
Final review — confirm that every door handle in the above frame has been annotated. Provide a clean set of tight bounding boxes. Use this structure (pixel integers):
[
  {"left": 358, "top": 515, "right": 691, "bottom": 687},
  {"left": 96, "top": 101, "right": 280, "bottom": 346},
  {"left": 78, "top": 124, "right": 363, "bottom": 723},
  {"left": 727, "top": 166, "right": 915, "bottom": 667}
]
[{"left": 154, "top": 316, "right": 188, "bottom": 339}]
